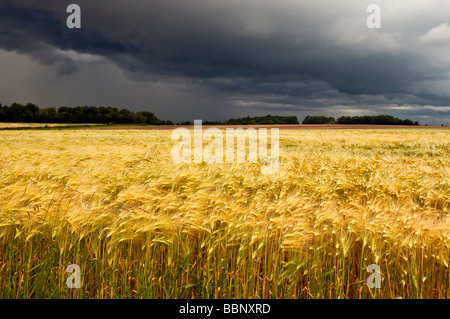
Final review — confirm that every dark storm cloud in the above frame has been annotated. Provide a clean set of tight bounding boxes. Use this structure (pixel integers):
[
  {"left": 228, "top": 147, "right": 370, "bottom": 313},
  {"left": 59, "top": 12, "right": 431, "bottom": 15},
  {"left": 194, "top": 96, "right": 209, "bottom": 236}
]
[
  {"left": 1, "top": 0, "right": 450, "bottom": 124},
  {"left": 0, "top": 1, "right": 130, "bottom": 74}
]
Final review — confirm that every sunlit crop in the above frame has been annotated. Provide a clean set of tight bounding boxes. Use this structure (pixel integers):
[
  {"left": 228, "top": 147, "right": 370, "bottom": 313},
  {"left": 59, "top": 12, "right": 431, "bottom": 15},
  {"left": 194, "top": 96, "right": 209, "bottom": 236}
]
[{"left": 0, "top": 128, "right": 449, "bottom": 298}]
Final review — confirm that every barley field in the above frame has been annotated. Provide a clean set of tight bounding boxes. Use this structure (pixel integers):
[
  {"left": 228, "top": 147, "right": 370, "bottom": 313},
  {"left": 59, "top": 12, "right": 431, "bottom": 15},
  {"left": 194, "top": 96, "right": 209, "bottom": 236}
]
[{"left": 0, "top": 128, "right": 449, "bottom": 299}]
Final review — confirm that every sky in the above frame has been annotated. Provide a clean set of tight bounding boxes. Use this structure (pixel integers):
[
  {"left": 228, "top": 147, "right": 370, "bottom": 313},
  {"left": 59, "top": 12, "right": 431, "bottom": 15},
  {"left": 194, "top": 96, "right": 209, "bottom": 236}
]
[{"left": 1, "top": 0, "right": 450, "bottom": 124}]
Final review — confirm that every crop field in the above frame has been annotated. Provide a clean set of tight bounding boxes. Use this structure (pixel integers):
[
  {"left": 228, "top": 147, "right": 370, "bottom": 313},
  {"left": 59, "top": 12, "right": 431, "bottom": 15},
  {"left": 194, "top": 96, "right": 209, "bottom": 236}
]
[{"left": 0, "top": 129, "right": 449, "bottom": 299}]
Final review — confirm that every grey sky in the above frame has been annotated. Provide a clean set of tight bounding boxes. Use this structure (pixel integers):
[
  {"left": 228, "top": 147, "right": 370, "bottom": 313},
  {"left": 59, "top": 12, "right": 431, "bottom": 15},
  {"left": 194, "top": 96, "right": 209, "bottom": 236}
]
[{"left": 1, "top": 0, "right": 450, "bottom": 124}]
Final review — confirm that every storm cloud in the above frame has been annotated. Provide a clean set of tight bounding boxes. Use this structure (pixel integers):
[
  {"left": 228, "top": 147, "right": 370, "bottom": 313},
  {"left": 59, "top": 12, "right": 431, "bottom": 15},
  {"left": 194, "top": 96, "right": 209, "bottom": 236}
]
[{"left": 1, "top": 0, "right": 450, "bottom": 124}]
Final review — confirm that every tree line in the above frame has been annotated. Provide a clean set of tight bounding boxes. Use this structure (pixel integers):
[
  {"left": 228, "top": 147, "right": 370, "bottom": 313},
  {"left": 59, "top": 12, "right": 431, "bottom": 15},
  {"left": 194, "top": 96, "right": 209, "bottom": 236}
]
[
  {"left": 202, "top": 115, "right": 299, "bottom": 125},
  {"left": 0, "top": 103, "right": 171, "bottom": 125},
  {"left": 0, "top": 103, "right": 300, "bottom": 126},
  {"left": 302, "top": 115, "right": 419, "bottom": 125},
  {"left": 0, "top": 102, "right": 421, "bottom": 126}
]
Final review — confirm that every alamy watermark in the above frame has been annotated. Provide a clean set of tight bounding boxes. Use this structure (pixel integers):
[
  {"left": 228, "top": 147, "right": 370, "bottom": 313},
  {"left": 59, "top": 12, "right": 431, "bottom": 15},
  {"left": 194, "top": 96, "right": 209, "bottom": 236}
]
[
  {"left": 366, "top": 264, "right": 381, "bottom": 289},
  {"left": 66, "top": 4, "right": 381, "bottom": 30},
  {"left": 66, "top": 4, "right": 81, "bottom": 29},
  {"left": 367, "top": 4, "right": 381, "bottom": 29},
  {"left": 66, "top": 264, "right": 81, "bottom": 288},
  {"left": 171, "top": 120, "right": 279, "bottom": 174}
]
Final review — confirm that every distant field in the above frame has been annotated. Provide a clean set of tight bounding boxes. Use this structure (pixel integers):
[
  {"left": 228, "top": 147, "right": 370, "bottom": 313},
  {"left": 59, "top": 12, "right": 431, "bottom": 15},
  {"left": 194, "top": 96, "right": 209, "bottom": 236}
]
[
  {"left": 0, "top": 129, "right": 449, "bottom": 298},
  {"left": 93, "top": 124, "right": 450, "bottom": 130},
  {"left": 0, "top": 122, "right": 99, "bottom": 128},
  {"left": 1, "top": 122, "right": 448, "bottom": 130}
]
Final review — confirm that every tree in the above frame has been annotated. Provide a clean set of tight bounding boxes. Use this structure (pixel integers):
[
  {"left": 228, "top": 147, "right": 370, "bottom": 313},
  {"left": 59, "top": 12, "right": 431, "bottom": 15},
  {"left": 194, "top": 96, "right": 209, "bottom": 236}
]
[
  {"left": 0, "top": 102, "right": 168, "bottom": 125},
  {"left": 337, "top": 115, "right": 417, "bottom": 125},
  {"left": 223, "top": 115, "right": 299, "bottom": 125},
  {"left": 133, "top": 113, "right": 147, "bottom": 124},
  {"left": 119, "top": 109, "right": 134, "bottom": 123},
  {"left": 39, "top": 107, "right": 58, "bottom": 123},
  {"left": 302, "top": 115, "right": 335, "bottom": 124},
  {"left": 402, "top": 119, "right": 414, "bottom": 126}
]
